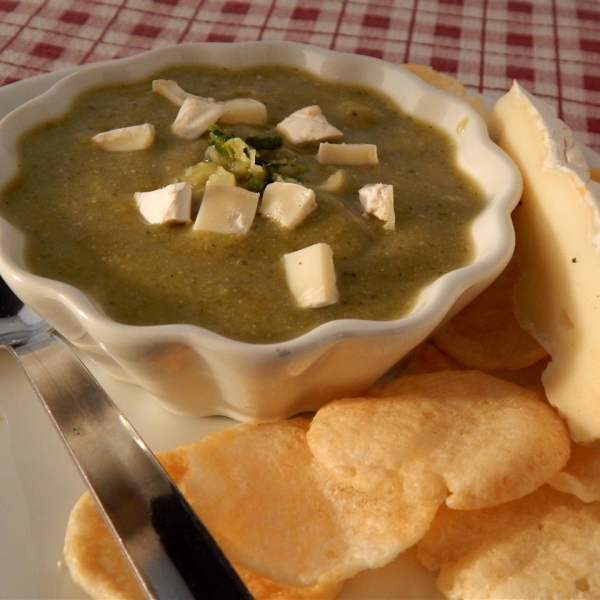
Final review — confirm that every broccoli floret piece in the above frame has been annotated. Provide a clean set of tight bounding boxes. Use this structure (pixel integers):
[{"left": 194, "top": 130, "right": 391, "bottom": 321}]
[
  {"left": 207, "top": 124, "right": 234, "bottom": 150},
  {"left": 203, "top": 125, "right": 294, "bottom": 193},
  {"left": 244, "top": 134, "right": 283, "bottom": 151}
]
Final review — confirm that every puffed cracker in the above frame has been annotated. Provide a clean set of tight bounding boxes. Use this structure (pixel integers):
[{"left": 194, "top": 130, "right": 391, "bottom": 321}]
[
  {"left": 394, "top": 341, "right": 463, "bottom": 378},
  {"left": 307, "top": 370, "right": 570, "bottom": 510},
  {"left": 64, "top": 439, "right": 344, "bottom": 600},
  {"left": 417, "top": 485, "right": 600, "bottom": 599},
  {"left": 65, "top": 418, "right": 443, "bottom": 596},
  {"left": 549, "top": 443, "right": 600, "bottom": 503},
  {"left": 401, "top": 64, "right": 489, "bottom": 124},
  {"left": 180, "top": 418, "right": 441, "bottom": 587},
  {"left": 432, "top": 258, "right": 548, "bottom": 371}
]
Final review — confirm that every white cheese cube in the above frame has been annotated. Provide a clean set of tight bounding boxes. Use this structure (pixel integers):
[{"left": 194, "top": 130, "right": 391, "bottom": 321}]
[
  {"left": 152, "top": 79, "right": 191, "bottom": 107},
  {"left": 276, "top": 105, "right": 343, "bottom": 145},
  {"left": 193, "top": 181, "right": 259, "bottom": 234},
  {"left": 315, "top": 169, "right": 346, "bottom": 192},
  {"left": 358, "top": 183, "right": 395, "bottom": 230},
  {"left": 283, "top": 243, "right": 339, "bottom": 308},
  {"left": 134, "top": 182, "right": 192, "bottom": 225},
  {"left": 172, "top": 96, "right": 225, "bottom": 140},
  {"left": 220, "top": 98, "right": 268, "bottom": 125},
  {"left": 91, "top": 123, "right": 155, "bottom": 152},
  {"left": 153, "top": 80, "right": 268, "bottom": 126},
  {"left": 259, "top": 182, "right": 317, "bottom": 229},
  {"left": 317, "top": 142, "right": 378, "bottom": 166}
]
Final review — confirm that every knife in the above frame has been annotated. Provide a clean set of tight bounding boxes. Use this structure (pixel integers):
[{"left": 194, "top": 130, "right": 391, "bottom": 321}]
[{"left": 7, "top": 328, "right": 251, "bottom": 600}]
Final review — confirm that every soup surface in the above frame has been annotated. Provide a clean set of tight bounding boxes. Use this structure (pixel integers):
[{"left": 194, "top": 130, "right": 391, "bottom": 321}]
[{"left": 1, "top": 65, "right": 484, "bottom": 343}]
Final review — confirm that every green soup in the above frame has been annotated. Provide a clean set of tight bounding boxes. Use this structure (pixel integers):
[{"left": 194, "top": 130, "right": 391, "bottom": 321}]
[{"left": 0, "top": 65, "right": 485, "bottom": 343}]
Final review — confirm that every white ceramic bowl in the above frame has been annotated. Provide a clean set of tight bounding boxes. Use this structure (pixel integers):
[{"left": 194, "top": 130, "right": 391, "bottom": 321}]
[{"left": 0, "top": 42, "right": 522, "bottom": 421}]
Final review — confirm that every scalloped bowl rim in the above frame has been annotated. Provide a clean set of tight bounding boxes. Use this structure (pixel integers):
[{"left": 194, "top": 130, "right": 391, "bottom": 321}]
[{"left": 0, "top": 41, "right": 521, "bottom": 360}]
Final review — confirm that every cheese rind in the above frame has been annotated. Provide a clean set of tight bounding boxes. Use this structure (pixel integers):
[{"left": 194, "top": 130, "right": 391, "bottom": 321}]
[
  {"left": 259, "top": 182, "right": 317, "bottom": 229},
  {"left": 172, "top": 97, "right": 225, "bottom": 140},
  {"left": 193, "top": 181, "right": 259, "bottom": 234},
  {"left": 358, "top": 183, "right": 395, "bottom": 230},
  {"left": 134, "top": 182, "right": 192, "bottom": 224},
  {"left": 276, "top": 106, "right": 343, "bottom": 145},
  {"left": 316, "top": 143, "right": 378, "bottom": 166},
  {"left": 283, "top": 243, "right": 339, "bottom": 308},
  {"left": 490, "top": 80, "right": 600, "bottom": 442},
  {"left": 91, "top": 123, "right": 155, "bottom": 151}
]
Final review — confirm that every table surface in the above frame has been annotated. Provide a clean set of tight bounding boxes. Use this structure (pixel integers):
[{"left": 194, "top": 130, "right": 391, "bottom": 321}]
[{"left": 0, "top": 0, "right": 599, "bottom": 152}]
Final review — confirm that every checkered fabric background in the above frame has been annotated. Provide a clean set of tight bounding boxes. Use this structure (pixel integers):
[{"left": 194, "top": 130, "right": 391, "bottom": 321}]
[{"left": 1, "top": 0, "right": 599, "bottom": 153}]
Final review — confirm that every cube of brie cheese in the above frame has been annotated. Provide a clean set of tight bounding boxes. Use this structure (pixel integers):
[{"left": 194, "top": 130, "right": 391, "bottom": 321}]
[
  {"left": 194, "top": 181, "right": 259, "bottom": 234},
  {"left": 153, "top": 79, "right": 268, "bottom": 125},
  {"left": 276, "top": 106, "right": 343, "bottom": 145},
  {"left": 259, "top": 182, "right": 317, "bottom": 229},
  {"left": 91, "top": 123, "right": 155, "bottom": 151},
  {"left": 317, "top": 143, "right": 378, "bottom": 166},
  {"left": 134, "top": 182, "right": 192, "bottom": 224},
  {"left": 283, "top": 243, "right": 339, "bottom": 308},
  {"left": 220, "top": 98, "right": 268, "bottom": 125},
  {"left": 152, "top": 79, "right": 191, "bottom": 107},
  {"left": 358, "top": 183, "right": 395, "bottom": 230},
  {"left": 172, "top": 96, "right": 225, "bottom": 140}
]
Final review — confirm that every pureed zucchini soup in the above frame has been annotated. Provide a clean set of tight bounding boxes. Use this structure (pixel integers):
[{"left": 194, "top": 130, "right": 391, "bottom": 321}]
[{"left": 0, "top": 64, "right": 485, "bottom": 343}]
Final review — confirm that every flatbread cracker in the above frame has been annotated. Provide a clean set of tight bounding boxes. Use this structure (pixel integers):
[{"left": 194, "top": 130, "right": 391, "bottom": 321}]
[
  {"left": 549, "top": 443, "right": 600, "bottom": 503},
  {"left": 64, "top": 440, "right": 344, "bottom": 600},
  {"left": 394, "top": 341, "right": 462, "bottom": 378},
  {"left": 431, "top": 258, "right": 548, "bottom": 371},
  {"left": 308, "top": 371, "right": 570, "bottom": 510},
  {"left": 417, "top": 486, "right": 600, "bottom": 599},
  {"left": 401, "top": 64, "right": 488, "bottom": 123},
  {"left": 65, "top": 418, "right": 442, "bottom": 596},
  {"left": 181, "top": 418, "right": 440, "bottom": 586}
]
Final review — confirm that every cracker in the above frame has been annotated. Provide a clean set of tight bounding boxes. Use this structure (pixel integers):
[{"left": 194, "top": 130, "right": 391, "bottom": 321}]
[
  {"left": 64, "top": 418, "right": 441, "bottom": 596},
  {"left": 417, "top": 486, "right": 600, "bottom": 599},
  {"left": 64, "top": 440, "right": 345, "bottom": 600},
  {"left": 549, "top": 443, "right": 600, "bottom": 503},
  {"left": 395, "top": 341, "right": 462, "bottom": 378},
  {"left": 307, "top": 370, "right": 570, "bottom": 510},
  {"left": 401, "top": 64, "right": 489, "bottom": 123},
  {"left": 431, "top": 258, "right": 548, "bottom": 371},
  {"left": 181, "top": 418, "right": 440, "bottom": 586}
]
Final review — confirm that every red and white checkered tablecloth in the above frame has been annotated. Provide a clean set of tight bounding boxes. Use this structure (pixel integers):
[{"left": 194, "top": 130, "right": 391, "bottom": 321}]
[{"left": 1, "top": 0, "right": 599, "bottom": 153}]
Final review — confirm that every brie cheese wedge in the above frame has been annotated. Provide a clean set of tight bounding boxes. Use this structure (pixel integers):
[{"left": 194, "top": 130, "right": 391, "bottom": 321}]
[{"left": 490, "top": 80, "right": 600, "bottom": 442}]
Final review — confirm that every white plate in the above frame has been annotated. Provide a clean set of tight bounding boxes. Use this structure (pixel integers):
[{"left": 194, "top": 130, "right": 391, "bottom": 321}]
[{"left": 0, "top": 67, "right": 444, "bottom": 599}]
